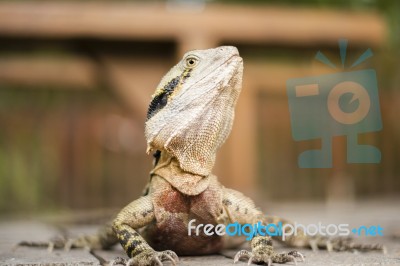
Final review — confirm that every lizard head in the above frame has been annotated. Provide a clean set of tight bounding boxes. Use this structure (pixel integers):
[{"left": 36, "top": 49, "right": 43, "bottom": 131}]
[{"left": 145, "top": 46, "right": 243, "bottom": 176}]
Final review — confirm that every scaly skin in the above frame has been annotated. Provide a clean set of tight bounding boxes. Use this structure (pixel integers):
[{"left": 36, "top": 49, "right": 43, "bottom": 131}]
[{"left": 20, "top": 46, "right": 384, "bottom": 265}]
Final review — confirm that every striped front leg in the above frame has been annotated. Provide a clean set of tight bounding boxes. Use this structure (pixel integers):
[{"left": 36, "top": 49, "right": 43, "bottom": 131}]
[
  {"left": 112, "top": 195, "right": 178, "bottom": 266},
  {"left": 221, "top": 188, "right": 304, "bottom": 265},
  {"left": 234, "top": 235, "right": 304, "bottom": 265}
]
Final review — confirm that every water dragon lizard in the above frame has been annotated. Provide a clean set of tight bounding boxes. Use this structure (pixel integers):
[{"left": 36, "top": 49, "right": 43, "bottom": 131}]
[{"left": 21, "top": 46, "right": 384, "bottom": 265}]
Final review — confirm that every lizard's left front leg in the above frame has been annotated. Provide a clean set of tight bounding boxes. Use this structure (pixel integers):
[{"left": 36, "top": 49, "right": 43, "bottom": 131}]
[
  {"left": 112, "top": 195, "right": 178, "bottom": 266},
  {"left": 222, "top": 188, "right": 304, "bottom": 265}
]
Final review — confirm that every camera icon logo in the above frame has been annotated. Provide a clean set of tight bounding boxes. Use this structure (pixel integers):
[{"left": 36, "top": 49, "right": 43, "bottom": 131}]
[
  {"left": 286, "top": 40, "right": 382, "bottom": 168},
  {"left": 327, "top": 80, "right": 370, "bottom": 125}
]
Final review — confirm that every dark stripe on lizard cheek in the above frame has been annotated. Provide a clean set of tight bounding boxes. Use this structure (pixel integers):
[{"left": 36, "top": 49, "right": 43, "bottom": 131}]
[
  {"left": 146, "top": 75, "right": 180, "bottom": 120},
  {"left": 146, "top": 69, "right": 192, "bottom": 121}
]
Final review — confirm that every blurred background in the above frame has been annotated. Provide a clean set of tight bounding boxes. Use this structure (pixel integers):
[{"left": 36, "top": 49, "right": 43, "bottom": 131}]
[{"left": 0, "top": 0, "right": 399, "bottom": 216}]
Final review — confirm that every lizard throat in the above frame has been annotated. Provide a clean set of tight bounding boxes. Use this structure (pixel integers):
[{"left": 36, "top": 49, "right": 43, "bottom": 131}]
[{"left": 150, "top": 152, "right": 211, "bottom": 196}]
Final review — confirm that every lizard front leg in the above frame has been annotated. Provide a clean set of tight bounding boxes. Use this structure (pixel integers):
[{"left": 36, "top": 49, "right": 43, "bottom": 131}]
[
  {"left": 222, "top": 188, "right": 304, "bottom": 265},
  {"left": 112, "top": 195, "right": 178, "bottom": 266}
]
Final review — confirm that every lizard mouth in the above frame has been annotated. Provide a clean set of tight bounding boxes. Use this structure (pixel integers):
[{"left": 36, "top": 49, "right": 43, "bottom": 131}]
[
  {"left": 225, "top": 51, "right": 243, "bottom": 67},
  {"left": 226, "top": 52, "right": 242, "bottom": 64}
]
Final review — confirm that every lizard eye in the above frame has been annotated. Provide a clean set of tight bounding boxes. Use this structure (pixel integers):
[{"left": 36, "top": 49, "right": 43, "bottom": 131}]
[{"left": 184, "top": 56, "right": 199, "bottom": 69}]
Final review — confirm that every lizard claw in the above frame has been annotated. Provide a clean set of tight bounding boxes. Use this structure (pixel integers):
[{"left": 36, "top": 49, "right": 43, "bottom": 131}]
[
  {"left": 110, "top": 257, "right": 127, "bottom": 266},
  {"left": 245, "top": 256, "right": 271, "bottom": 266},
  {"left": 233, "top": 250, "right": 262, "bottom": 266},
  {"left": 234, "top": 250, "right": 251, "bottom": 264},
  {"left": 64, "top": 238, "right": 74, "bottom": 251},
  {"left": 325, "top": 240, "right": 333, "bottom": 252},
  {"left": 288, "top": 250, "right": 305, "bottom": 262},
  {"left": 113, "top": 249, "right": 179, "bottom": 266},
  {"left": 234, "top": 249, "right": 305, "bottom": 265},
  {"left": 47, "top": 241, "right": 55, "bottom": 253},
  {"left": 161, "top": 250, "right": 179, "bottom": 264}
]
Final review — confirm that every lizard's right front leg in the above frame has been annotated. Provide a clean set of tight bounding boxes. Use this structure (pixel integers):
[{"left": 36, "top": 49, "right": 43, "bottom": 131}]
[
  {"left": 112, "top": 195, "right": 179, "bottom": 266},
  {"left": 222, "top": 188, "right": 304, "bottom": 265}
]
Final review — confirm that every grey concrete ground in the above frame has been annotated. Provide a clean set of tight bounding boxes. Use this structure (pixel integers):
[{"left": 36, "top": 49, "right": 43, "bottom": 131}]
[{"left": 1, "top": 200, "right": 399, "bottom": 265}]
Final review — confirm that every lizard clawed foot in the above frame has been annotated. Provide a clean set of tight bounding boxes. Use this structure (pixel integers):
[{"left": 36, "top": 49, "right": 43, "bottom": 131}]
[
  {"left": 331, "top": 237, "right": 386, "bottom": 253},
  {"left": 111, "top": 249, "right": 179, "bottom": 266},
  {"left": 18, "top": 235, "right": 97, "bottom": 253},
  {"left": 18, "top": 236, "right": 68, "bottom": 253},
  {"left": 234, "top": 249, "right": 305, "bottom": 265},
  {"left": 309, "top": 236, "right": 386, "bottom": 253},
  {"left": 111, "top": 257, "right": 128, "bottom": 266}
]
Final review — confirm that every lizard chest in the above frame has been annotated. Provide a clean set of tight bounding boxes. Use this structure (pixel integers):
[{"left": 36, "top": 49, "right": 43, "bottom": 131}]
[{"left": 144, "top": 176, "right": 224, "bottom": 255}]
